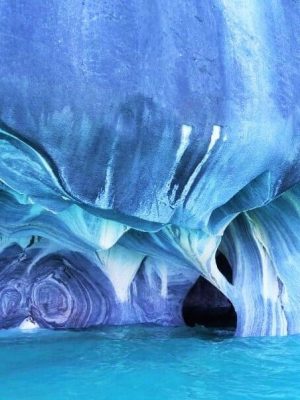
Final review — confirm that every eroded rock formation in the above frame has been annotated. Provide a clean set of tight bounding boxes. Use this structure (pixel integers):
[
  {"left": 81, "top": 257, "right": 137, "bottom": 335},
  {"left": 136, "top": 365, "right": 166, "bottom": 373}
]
[{"left": 0, "top": 0, "right": 299, "bottom": 335}]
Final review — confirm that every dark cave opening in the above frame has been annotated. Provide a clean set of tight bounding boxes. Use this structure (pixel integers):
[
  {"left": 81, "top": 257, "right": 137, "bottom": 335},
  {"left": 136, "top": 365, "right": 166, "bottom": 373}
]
[
  {"left": 215, "top": 251, "right": 233, "bottom": 284},
  {"left": 182, "top": 251, "right": 237, "bottom": 329}
]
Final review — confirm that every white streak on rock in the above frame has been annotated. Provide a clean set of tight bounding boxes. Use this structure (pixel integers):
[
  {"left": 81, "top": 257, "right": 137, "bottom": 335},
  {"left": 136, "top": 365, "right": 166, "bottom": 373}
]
[{"left": 175, "top": 124, "right": 192, "bottom": 164}]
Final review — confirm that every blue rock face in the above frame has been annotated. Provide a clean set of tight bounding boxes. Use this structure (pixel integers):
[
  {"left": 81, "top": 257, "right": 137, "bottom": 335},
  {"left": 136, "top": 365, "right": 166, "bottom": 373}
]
[{"left": 0, "top": 0, "right": 299, "bottom": 335}]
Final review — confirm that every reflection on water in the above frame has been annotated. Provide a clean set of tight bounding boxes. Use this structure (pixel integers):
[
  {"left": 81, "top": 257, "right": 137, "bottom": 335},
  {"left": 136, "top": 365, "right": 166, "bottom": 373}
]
[{"left": 0, "top": 325, "right": 298, "bottom": 400}]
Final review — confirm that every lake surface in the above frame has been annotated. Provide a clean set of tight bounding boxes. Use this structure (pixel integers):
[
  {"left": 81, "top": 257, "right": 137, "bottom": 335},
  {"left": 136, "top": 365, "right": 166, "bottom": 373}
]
[{"left": 0, "top": 325, "right": 298, "bottom": 399}]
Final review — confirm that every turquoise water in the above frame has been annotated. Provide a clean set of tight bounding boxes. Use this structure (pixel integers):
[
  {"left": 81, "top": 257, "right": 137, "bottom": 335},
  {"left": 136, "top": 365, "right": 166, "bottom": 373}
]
[{"left": 0, "top": 326, "right": 299, "bottom": 400}]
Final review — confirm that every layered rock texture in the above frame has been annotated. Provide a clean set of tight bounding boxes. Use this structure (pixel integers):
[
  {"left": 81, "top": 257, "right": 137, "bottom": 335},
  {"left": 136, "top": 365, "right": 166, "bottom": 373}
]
[{"left": 0, "top": 0, "right": 299, "bottom": 335}]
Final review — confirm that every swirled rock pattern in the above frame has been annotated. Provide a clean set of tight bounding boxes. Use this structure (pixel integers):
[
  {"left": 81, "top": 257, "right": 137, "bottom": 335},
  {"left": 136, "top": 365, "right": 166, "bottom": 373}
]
[{"left": 0, "top": 0, "right": 299, "bottom": 335}]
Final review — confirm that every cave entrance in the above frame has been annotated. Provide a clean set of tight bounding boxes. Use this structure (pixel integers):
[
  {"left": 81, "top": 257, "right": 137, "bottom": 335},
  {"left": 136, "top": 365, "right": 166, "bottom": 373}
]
[{"left": 182, "top": 251, "right": 237, "bottom": 329}]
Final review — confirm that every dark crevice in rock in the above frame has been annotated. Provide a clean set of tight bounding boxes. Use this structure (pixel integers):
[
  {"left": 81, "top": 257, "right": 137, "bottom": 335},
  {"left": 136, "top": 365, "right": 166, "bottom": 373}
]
[
  {"left": 216, "top": 250, "right": 233, "bottom": 284},
  {"left": 182, "top": 256, "right": 237, "bottom": 329}
]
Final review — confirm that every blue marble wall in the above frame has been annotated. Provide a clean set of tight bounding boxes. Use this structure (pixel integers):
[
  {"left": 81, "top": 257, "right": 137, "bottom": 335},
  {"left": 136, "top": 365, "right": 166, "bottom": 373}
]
[{"left": 0, "top": 0, "right": 299, "bottom": 335}]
